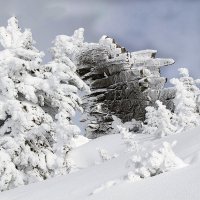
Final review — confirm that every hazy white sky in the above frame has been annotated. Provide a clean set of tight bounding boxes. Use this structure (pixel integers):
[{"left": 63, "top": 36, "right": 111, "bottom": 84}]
[{"left": 0, "top": 0, "right": 200, "bottom": 80}]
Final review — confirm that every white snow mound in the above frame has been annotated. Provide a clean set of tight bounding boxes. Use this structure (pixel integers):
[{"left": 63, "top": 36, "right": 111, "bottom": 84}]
[{"left": 1, "top": 127, "right": 200, "bottom": 200}]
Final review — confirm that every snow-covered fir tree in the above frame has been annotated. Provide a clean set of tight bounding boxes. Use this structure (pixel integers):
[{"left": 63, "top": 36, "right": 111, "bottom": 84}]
[
  {"left": 143, "top": 68, "right": 200, "bottom": 137},
  {"left": 0, "top": 17, "right": 88, "bottom": 191},
  {"left": 0, "top": 17, "right": 53, "bottom": 191},
  {"left": 142, "top": 100, "right": 177, "bottom": 137},
  {"left": 42, "top": 31, "right": 90, "bottom": 174},
  {"left": 170, "top": 68, "right": 200, "bottom": 132}
]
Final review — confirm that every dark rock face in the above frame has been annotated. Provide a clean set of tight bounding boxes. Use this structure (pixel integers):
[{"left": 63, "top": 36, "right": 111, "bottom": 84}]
[{"left": 75, "top": 36, "right": 176, "bottom": 138}]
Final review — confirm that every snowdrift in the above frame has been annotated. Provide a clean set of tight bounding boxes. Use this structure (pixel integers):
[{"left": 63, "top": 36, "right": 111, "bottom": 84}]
[{"left": 1, "top": 127, "right": 200, "bottom": 200}]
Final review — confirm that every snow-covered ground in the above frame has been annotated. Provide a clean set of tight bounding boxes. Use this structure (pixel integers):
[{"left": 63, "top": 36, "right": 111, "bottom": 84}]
[{"left": 1, "top": 127, "right": 200, "bottom": 200}]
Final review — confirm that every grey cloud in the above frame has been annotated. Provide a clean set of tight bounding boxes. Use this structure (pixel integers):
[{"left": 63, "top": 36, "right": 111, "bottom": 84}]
[{"left": 0, "top": 0, "right": 199, "bottom": 81}]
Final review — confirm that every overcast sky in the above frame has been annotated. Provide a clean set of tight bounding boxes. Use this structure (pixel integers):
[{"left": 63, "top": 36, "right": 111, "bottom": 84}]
[{"left": 0, "top": 0, "right": 200, "bottom": 80}]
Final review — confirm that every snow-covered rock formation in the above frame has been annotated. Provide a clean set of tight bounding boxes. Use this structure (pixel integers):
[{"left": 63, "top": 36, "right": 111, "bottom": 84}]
[{"left": 60, "top": 29, "right": 176, "bottom": 138}]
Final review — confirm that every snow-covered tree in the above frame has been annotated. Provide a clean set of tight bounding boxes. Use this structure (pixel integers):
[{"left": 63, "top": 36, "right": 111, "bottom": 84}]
[
  {"left": 50, "top": 28, "right": 85, "bottom": 62},
  {"left": 0, "top": 17, "right": 89, "bottom": 191},
  {"left": 142, "top": 100, "right": 177, "bottom": 137},
  {"left": 142, "top": 68, "right": 200, "bottom": 137},
  {"left": 41, "top": 31, "right": 90, "bottom": 174},
  {"left": 170, "top": 68, "right": 200, "bottom": 132},
  {"left": 0, "top": 17, "right": 56, "bottom": 191}
]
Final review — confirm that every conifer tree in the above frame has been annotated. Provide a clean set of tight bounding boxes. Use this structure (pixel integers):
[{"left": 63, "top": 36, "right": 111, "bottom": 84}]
[
  {"left": 0, "top": 17, "right": 56, "bottom": 190},
  {"left": 42, "top": 30, "right": 90, "bottom": 174},
  {"left": 170, "top": 68, "right": 200, "bottom": 132},
  {"left": 0, "top": 17, "right": 88, "bottom": 191}
]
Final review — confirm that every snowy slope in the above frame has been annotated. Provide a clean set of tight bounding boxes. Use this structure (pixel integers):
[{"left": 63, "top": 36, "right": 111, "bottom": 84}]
[{"left": 1, "top": 127, "right": 200, "bottom": 200}]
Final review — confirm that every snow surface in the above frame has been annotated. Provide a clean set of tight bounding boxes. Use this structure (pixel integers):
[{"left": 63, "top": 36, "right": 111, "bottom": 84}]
[{"left": 1, "top": 127, "right": 200, "bottom": 200}]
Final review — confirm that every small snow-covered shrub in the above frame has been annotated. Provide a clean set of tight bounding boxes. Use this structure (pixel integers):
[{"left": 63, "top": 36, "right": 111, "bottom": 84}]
[
  {"left": 142, "top": 100, "right": 177, "bottom": 137},
  {"left": 125, "top": 142, "right": 186, "bottom": 182},
  {"left": 97, "top": 148, "right": 113, "bottom": 162},
  {"left": 109, "top": 116, "right": 185, "bottom": 183},
  {"left": 111, "top": 115, "right": 141, "bottom": 135},
  {"left": 111, "top": 116, "right": 139, "bottom": 152}
]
